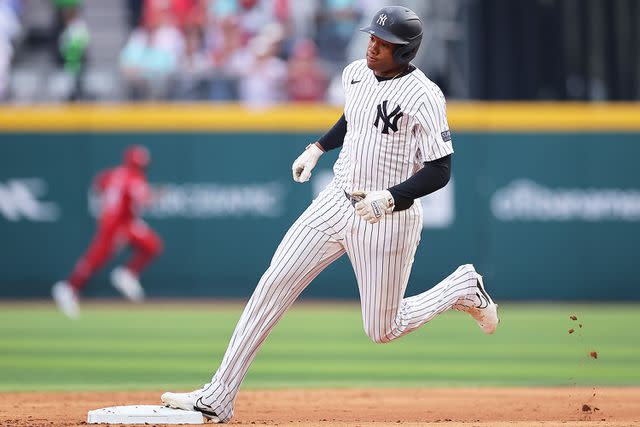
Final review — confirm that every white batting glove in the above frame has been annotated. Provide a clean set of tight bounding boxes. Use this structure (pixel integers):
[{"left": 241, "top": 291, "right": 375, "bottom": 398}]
[
  {"left": 353, "top": 190, "right": 395, "bottom": 224},
  {"left": 292, "top": 143, "right": 324, "bottom": 183}
]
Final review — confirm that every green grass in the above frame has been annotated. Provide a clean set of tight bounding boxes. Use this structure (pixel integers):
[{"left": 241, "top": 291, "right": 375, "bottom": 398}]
[{"left": 0, "top": 302, "right": 638, "bottom": 391}]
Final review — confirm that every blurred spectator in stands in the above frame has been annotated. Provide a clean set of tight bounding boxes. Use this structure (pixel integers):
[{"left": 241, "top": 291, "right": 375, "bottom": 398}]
[
  {"left": 173, "top": 25, "right": 212, "bottom": 100},
  {"left": 0, "top": 0, "right": 21, "bottom": 100},
  {"left": 5, "top": 0, "right": 20, "bottom": 15},
  {"left": 229, "top": 24, "right": 287, "bottom": 107},
  {"left": 207, "top": 16, "right": 243, "bottom": 100},
  {"left": 288, "top": 1, "right": 319, "bottom": 40},
  {"left": 127, "top": 0, "right": 144, "bottom": 29},
  {"left": 205, "top": 3, "right": 290, "bottom": 101},
  {"left": 53, "top": 1, "right": 90, "bottom": 101},
  {"left": 208, "top": 0, "right": 287, "bottom": 40},
  {"left": 314, "top": 0, "right": 361, "bottom": 70},
  {"left": 185, "top": 0, "right": 207, "bottom": 30},
  {"left": 287, "top": 39, "right": 327, "bottom": 102},
  {"left": 142, "top": 0, "right": 201, "bottom": 30},
  {"left": 119, "top": 5, "right": 184, "bottom": 100}
]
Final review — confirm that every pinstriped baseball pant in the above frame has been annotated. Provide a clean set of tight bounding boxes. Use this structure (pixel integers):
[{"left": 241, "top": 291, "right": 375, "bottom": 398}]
[{"left": 197, "top": 184, "right": 480, "bottom": 422}]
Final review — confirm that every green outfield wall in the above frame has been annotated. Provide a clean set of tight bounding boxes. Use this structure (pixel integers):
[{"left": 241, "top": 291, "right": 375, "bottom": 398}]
[{"left": 1, "top": 104, "right": 639, "bottom": 300}]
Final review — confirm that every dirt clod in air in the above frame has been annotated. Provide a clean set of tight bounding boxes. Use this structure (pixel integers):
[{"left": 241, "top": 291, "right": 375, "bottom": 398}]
[
  {"left": 570, "top": 315, "right": 578, "bottom": 321},
  {"left": 568, "top": 328, "right": 575, "bottom": 334},
  {"left": 582, "top": 404, "right": 592, "bottom": 412},
  {"left": 590, "top": 351, "right": 598, "bottom": 359}
]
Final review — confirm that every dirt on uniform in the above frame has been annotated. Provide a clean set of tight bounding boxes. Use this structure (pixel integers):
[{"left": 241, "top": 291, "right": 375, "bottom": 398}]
[{"left": 1, "top": 387, "right": 639, "bottom": 426}]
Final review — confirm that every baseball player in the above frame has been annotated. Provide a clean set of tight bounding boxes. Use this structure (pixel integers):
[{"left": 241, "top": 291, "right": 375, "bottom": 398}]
[
  {"left": 162, "top": 6, "right": 498, "bottom": 423},
  {"left": 52, "top": 145, "right": 163, "bottom": 318}
]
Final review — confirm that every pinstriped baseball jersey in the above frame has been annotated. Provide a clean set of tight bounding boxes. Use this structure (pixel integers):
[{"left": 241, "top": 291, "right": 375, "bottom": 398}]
[
  {"left": 189, "top": 61, "right": 483, "bottom": 423},
  {"left": 333, "top": 59, "right": 453, "bottom": 194}
]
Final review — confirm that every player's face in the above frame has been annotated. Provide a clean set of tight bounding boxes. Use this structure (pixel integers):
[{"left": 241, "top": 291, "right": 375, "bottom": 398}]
[{"left": 366, "top": 35, "right": 400, "bottom": 76}]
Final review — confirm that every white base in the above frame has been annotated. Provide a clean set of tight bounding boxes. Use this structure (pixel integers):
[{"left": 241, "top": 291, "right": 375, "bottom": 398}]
[{"left": 87, "top": 405, "right": 204, "bottom": 424}]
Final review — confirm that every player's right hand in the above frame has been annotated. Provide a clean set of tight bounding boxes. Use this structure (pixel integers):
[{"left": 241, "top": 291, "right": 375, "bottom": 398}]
[
  {"left": 353, "top": 190, "right": 395, "bottom": 224},
  {"left": 292, "top": 143, "right": 324, "bottom": 183}
]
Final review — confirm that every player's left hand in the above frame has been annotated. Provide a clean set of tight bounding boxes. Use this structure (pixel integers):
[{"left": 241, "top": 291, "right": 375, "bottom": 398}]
[{"left": 353, "top": 190, "right": 395, "bottom": 224}]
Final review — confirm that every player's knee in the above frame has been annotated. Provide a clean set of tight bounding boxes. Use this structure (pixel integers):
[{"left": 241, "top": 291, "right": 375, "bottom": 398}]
[
  {"left": 363, "top": 325, "right": 393, "bottom": 344},
  {"left": 373, "top": 335, "right": 392, "bottom": 344},
  {"left": 256, "top": 267, "right": 297, "bottom": 294},
  {"left": 143, "top": 234, "right": 163, "bottom": 256},
  {"left": 151, "top": 237, "right": 163, "bottom": 256},
  {"left": 458, "top": 263, "right": 476, "bottom": 274}
]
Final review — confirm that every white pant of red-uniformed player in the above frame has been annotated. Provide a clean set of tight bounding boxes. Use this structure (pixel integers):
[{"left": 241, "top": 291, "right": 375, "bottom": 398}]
[{"left": 161, "top": 183, "right": 496, "bottom": 422}]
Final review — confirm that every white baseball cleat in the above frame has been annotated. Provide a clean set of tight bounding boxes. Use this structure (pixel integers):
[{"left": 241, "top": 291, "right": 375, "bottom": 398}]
[
  {"left": 52, "top": 281, "right": 80, "bottom": 319},
  {"left": 465, "top": 275, "right": 499, "bottom": 334},
  {"left": 111, "top": 267, "right": 145, "bottom": 302},
  {"left": 161, "top": 389, "right": 221, "bottom": 422}
]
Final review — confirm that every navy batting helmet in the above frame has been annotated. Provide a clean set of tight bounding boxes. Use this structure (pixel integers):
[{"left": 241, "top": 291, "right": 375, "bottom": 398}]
[{"left": 360, "top": 6, "right": 423, "bottom": 65}]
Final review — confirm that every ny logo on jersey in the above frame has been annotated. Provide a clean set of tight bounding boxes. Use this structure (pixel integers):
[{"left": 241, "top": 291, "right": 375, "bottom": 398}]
[
  {"left": 374, "top": 100, "right": 403, "bottom": 134},
  {"left": 377, "top": 14, "right": 388, "bottom": 26}
]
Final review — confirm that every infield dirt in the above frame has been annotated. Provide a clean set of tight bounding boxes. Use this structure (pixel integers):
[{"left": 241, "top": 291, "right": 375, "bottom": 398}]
[{"left": 1, "top": 387, "right": 639, "bottom": 426}]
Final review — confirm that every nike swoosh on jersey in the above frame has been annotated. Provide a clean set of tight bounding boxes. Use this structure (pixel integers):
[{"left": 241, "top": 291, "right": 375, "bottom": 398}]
[{"left": 350, "top": 79, "right": 362, "bottom": 84}]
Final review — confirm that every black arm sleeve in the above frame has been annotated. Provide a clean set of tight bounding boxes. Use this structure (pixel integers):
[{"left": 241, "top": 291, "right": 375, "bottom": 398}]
[
  {"left": 387, "top": 154, "right": 452, "bottom": 211},
  {"left": 317, "top": 113, "right": 347, "bottom": 152}
]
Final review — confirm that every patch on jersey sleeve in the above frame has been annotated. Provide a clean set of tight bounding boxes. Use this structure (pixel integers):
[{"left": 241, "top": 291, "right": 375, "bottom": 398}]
[{"left": 441, "top": 130, "right": 452, "bottom": 142}]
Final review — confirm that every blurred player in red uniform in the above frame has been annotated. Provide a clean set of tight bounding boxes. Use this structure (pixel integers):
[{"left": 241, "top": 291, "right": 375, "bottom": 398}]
[{"left": 52, "top": 145, "right": 163, "bottom": 318}]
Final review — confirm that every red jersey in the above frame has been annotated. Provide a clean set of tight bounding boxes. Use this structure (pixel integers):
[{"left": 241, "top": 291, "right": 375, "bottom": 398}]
[{"left": 94, "top": 166, "right": 151, "bottom": 224}]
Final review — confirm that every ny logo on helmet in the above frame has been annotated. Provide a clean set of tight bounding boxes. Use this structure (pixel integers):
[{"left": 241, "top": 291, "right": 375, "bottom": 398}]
[
  {"left": 376, "top": 14, "right": 387, "bottom": 26},
  {"left": 374, "top": 100, "right": 403, "bottom": 134}
]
